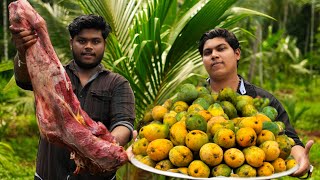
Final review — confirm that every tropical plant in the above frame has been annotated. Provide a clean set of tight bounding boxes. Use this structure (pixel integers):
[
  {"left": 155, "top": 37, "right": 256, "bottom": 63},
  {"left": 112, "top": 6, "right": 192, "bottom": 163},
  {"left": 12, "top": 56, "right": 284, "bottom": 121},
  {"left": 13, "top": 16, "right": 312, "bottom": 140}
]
[
  {"left": 239, "top": 26, "right": 312, "bottom": 90},
  {"left": 0, "top": 141, "right": 14, "bottom": 174},
  {"left": 282, "top": 98, "right": 311, "bottom": 127},
  {"left": 79, "top": 0, "right": 274, "bottom": 121}
]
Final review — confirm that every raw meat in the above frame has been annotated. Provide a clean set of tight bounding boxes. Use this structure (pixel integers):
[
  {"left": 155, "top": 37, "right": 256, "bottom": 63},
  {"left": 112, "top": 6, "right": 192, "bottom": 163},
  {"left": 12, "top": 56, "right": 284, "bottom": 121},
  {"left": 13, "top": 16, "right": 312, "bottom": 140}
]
[{"left": 8, "top": 0, "right": 128, "bottom": 174}]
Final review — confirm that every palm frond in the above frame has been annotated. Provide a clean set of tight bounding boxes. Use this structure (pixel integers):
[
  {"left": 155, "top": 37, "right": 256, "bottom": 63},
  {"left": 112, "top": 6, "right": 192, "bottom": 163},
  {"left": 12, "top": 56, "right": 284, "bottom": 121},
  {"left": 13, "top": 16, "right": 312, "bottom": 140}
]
[
  {"left": 29, "top": 0, "right": 83, "bottom": 63},
  {"left": 290, "top": 59, "right": 312, "bottom": 74},
  {"left": 0, "top": 61, "right": 13, "bottom": 73},
  {"left": 77, "top": 0, "right": 273, "bottom": 119},
  {"left": 2, "top": 76, "right": 15, "bottom": 93}
]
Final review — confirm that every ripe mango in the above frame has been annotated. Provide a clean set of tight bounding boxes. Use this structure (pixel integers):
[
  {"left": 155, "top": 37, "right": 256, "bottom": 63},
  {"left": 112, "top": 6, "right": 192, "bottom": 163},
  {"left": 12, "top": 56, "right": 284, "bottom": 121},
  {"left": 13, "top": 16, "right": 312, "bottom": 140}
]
[
  {"left": 199, "top": 143, "right": 223, "bottom": 166},
  {"left": 243, "top": 146, "right": 265, "bottom": 168},
  {"left": 169, "top": 145, "right": 193, "bottom": 167},
  {"left": 236, "top": 127, "right": 257, "bottom": 147},
  {"left": 169, "top": 120, "right": 188, "bottom": 145},
  {"left": 208, "top": 103, "right": 225, "bottom": 117},
  {"left": 188, "top": 160, "right": 210, "bottom": 178},
  {"left": 139, "top": 123, "right": 169, "bottom": 141},
  {"left": 147, "top": 139, "right": 173, "bottom": 161},
  {"left": 238, "top": 116, "right": 262, "bottom": 134},
  {"left": 185, "top": 130, "right": 209, "bottom": 151},
  {"left": 257, "top": 162, "right": 274, "bottom": 176},
  {"left": 214, "top": 128, "right": 236, "bottom": 149},
  {"left": 132, "top": 137, "right": 149, "bottom": 156},
  {"left": 151, "top": 105, "right": 168, "bottom": 121},
  {"left": 224, "top": 148, "right": 245, "bottom": 168},
  {"left": 259, "top": 140, "right": 280, "bottom": 161}
]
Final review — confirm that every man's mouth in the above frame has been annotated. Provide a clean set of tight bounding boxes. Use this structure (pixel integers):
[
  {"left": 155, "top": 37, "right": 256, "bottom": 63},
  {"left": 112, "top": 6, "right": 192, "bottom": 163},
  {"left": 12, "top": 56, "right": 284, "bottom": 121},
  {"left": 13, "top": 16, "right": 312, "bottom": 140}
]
[
  {"left": 81, "top": 52, "right": 95, "bottom": 57},
  {"left": 211, "top": 61, "right": 223, "bottom": 67}
]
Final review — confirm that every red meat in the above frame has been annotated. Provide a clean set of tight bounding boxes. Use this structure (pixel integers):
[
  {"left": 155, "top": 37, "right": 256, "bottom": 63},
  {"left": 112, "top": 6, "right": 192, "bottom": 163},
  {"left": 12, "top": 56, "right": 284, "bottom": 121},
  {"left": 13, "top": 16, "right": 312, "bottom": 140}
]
[{"left": 8, "top": 0, "right": 128, "bottom": 174}]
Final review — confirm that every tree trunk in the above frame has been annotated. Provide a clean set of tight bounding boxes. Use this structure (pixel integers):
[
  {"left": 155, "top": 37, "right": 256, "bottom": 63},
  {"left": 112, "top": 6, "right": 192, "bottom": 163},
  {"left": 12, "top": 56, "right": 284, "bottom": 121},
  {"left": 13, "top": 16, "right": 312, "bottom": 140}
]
[
  {"left": 248, "top": 23, "right": 261, "bottom": 82},
  {"left": 310, "top": 0, "right": 314, "bottom": 77},
  {"left": 3, "top": 0, "right": 8, "bottom": 61},
  {"left": 258, "top": 25, "right": 263, "bottom": 87}
]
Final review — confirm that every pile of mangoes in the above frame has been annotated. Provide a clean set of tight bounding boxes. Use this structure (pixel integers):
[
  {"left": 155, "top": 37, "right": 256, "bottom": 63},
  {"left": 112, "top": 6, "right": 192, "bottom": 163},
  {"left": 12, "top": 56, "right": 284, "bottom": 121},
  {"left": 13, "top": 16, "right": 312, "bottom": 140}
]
[{"left": 132, "top": 83, "right": 297, "bottom": 178}]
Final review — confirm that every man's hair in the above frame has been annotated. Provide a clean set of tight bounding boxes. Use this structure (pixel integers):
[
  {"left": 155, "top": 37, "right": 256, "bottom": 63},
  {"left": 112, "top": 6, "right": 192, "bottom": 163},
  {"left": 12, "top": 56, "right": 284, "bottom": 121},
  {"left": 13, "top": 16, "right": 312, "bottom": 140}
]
[
  {"left": 198, "top": 28, "right": 240, "bottom": 56},
  {"left": 68, "top": 14, "right": 111, "bottom": 39}
]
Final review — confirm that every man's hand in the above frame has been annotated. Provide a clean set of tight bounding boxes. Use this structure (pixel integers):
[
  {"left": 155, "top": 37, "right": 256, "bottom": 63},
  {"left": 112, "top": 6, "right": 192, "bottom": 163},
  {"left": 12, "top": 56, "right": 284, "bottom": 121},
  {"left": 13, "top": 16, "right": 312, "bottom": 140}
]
[
  {"left": 290, "top": 140, "right": 314, "bottom": 177},
  {"left": 9, "top": 25, "right": 37, "bottom": 58},
  {"left": 126, "top": 130, "right": 137, "bottom": 160}
]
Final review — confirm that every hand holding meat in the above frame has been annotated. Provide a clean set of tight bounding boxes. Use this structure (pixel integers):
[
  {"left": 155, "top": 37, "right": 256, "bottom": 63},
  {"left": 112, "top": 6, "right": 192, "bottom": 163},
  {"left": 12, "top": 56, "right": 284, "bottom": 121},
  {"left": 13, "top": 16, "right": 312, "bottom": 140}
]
[{"left": 9, "top": 0, "right": 128, "bottom": 174}]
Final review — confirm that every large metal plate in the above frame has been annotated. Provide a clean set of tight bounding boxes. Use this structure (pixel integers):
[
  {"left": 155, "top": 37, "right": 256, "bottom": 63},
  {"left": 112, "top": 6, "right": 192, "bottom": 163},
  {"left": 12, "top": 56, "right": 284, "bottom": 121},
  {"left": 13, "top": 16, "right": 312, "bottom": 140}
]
[{"left": 130, "top": 156, "right": 299, "bottom": 180}]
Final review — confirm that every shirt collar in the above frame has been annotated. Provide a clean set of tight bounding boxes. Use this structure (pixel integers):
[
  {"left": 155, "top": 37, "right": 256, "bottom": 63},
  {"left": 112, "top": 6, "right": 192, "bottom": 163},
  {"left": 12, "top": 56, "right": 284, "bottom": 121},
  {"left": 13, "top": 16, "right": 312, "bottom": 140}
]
[
  {"left": 238, "top": 77, "right": 246, "bottom": 95},
  {"left": 65, "top": 60, "right": 110, "bottom": 90},
  {"left": 66, "top": 60, "right": 108, "bottom": 74}
]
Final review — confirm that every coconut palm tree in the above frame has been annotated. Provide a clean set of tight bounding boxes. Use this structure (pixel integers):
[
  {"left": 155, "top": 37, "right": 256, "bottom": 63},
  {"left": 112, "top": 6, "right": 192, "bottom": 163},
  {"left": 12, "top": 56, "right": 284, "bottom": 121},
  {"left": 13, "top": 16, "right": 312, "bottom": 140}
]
[{"left": 79, "top": 0, "right": 273, "bottom": 122}]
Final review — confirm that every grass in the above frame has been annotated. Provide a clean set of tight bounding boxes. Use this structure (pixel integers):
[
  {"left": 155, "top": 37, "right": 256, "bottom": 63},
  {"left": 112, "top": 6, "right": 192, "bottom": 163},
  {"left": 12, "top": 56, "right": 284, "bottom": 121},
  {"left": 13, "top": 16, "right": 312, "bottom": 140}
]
[
  {"left": 0, "top": 136, "right": 38, "bottom": 180},
  {"left": 294, "top": 101, "right": 320, "bottom": 131}
]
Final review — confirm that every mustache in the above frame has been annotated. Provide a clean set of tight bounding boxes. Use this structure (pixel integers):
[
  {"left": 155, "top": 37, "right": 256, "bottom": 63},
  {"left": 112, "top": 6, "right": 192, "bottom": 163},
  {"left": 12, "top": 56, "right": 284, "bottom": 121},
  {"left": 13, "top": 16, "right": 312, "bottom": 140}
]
[
  {"left": 211, "top": 61, "right": 223, "bottom": 66},
  {"left": 81, "top": 52, "right": 95, "bottom": 56}
]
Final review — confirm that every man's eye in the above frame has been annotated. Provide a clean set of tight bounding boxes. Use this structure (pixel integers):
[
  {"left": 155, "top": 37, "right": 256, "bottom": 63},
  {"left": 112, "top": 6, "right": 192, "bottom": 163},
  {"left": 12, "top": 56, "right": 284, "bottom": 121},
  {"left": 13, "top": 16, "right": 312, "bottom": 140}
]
[
  {"left": 203, "top": 50, "right": 211, "bottom": 56},
  {"left": 93, "top": 40, "right": 101, "bottom": 44},
  {"left": 78, "top": 40, "right": 86, "bottom": 44},
  {"left": 217, "top": 47, "right": 225, "bottom": 51}
]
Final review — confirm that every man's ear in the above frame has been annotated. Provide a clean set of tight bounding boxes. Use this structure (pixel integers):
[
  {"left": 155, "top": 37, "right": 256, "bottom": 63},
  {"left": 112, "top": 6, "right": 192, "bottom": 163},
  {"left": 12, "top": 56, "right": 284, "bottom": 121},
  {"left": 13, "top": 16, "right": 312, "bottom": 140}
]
[
  {"left": 69, "top": 38, "right": 73, "bottom": 50},
  {"left": 235, "top": 48, "right": 241, "bottom": 61}
]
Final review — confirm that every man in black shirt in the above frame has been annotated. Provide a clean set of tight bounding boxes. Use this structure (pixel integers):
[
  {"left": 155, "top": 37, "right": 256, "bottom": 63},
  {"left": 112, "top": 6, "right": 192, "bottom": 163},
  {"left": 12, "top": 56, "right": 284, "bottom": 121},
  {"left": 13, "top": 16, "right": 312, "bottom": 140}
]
[
  {"left": 198, "top": 28, "right": 313, "bottom": 178},
  {"left": 10, "top": 14, "right": 135, "bottom": 180}
]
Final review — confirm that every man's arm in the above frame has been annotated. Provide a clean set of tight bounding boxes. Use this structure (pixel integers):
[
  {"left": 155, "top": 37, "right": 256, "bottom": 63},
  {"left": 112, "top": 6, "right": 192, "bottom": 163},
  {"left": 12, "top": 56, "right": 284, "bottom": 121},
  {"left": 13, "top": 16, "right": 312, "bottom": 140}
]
[
  {"left": 14, "top": 52, "right": 31, "bottom": 84},
  {"left": 109, "top": 75, "right": 135, "bottom": 147},
  {"left": 9, "top": 26, "right": 37, "bottom": 87},
  {"left": 111, "top": 126, "right": 132, "bottom": 146}
]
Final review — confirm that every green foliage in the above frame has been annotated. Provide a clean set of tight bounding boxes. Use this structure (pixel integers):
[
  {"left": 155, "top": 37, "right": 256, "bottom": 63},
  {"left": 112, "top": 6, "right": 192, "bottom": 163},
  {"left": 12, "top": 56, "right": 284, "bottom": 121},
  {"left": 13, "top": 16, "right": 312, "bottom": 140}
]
[
  {"left": 0, "top": 137, "right": 37, "bottom": 180},
  {"left": 282, "top": 98, "right": 311, "bottom": 128},
  {"left": 273, "top": 79, "right": 320, "bottom": 131},
  {"left": 0, "top": 142, "right": 14, "bottom": 172},
  {"left": 240, "top": 26, "right": 312, "bottom": 88},
  {"left": 294, "top": 101, "right": 320, "bottom": 131}
]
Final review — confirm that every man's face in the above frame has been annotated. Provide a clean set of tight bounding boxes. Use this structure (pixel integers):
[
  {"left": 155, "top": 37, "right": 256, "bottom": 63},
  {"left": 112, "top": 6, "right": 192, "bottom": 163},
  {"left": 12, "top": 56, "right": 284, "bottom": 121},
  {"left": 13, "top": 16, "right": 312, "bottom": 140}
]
[
  {"left": 202, "top": 37, "right": 240, "bottom": 80},
  {"left": 70, "top": 28, "right": 106, "bottom": 69}
]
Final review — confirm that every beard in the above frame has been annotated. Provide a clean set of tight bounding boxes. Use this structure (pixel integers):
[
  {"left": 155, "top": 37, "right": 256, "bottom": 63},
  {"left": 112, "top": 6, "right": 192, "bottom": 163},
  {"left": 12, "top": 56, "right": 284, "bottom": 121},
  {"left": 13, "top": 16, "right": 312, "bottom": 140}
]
[{"left": 73, "top": 51, "right": 104, "bottom": 69}]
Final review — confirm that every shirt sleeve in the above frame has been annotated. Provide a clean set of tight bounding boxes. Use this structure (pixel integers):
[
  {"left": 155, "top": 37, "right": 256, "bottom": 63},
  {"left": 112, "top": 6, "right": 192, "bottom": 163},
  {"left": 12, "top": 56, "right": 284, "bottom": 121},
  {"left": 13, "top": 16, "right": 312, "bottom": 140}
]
[
  {"left": 108, "top": 75, "right": 135, "bottom": 137},
  {"left": 15, "top": 79, "right": 33, "bottom": 90},
  {"left": 268, "top": 96, "right": 304, "bottom": 147}
]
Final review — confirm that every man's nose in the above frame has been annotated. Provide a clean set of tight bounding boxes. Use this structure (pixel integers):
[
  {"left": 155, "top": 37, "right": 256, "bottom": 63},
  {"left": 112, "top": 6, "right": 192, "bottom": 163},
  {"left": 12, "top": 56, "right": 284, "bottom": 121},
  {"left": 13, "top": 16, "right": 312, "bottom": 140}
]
[
  {"left": 211, "top": 50, "right": 218, "bottom": 59},
  {"left": 84, "top": 42, "right": 93, "bottom": 49}
]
